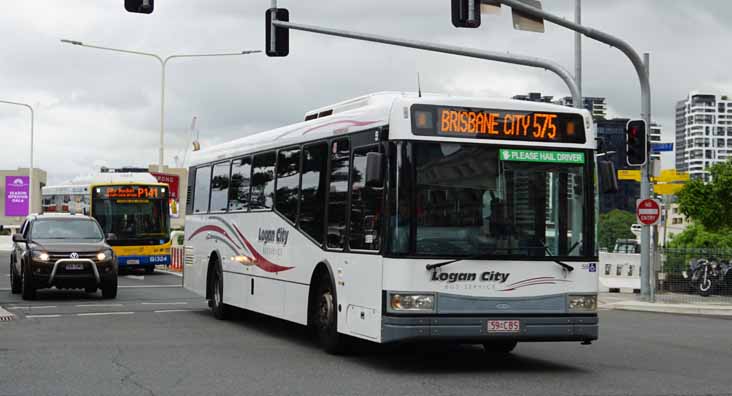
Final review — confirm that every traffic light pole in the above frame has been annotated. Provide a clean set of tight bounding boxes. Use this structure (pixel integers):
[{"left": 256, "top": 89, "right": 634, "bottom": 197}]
[
  {"left": 269, "top": 19, "right": 581, "bottom": 107},
  {"left": 496, "top": 0, "right": 653, "bottom": 300}
]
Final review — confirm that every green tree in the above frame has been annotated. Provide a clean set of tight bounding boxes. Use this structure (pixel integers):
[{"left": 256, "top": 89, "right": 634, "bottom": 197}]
[
  {"left": 598, "top": 209, "right": 636, "bottom": 252},
  {"left": 668, "top": 223, "right": 732, "bottom": 249},
  {"left": 677, "top": 161, "right": 732, "bottom": 231}
]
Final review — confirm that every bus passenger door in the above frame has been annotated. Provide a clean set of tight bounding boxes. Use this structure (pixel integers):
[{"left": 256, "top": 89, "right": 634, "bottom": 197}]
[{"left": 338, "top": 143, "right": 385, "bottom": 340}]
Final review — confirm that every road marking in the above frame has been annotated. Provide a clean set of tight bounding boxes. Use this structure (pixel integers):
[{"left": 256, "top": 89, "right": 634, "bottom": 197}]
[
  {"left": 140, "top": 302, "right": 188, "bottom": 305},
  {"left": 6, "top": 305, "right": 57, "bottom": 310},
  {"left": 124, "top": 275, "right": 145, "bottom": 280},
  {"left": 156, "top": 269, "right": 183, "bottom": 278},
  {"left": 75, "top": 304, "right": 123, "bottom": 308},
  {"left": 0, "top": 306, "right": 16, "bottom": 321},
  {"left": 119, "top": 285, "right": 182, "bottom": 288},
  {"left": 77, "top": 311, "right": 134, "bottom": 317},
  {"left": 26, "top": 314, "right": 61, "bottom": 318},
  {"left": 154, "top": 309, "right": 194, "bottom": 313}
]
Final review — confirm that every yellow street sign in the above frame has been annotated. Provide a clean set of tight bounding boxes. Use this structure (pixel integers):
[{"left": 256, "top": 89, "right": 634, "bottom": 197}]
[
  {"left": 653, "top": 183, "right": 684, "bottom": 195},
  {"left": 654, "top": 170, "right": 690, "bottom": 183},
  {"left": 618, "top": 169, "right": 641, "bottom": 181}
]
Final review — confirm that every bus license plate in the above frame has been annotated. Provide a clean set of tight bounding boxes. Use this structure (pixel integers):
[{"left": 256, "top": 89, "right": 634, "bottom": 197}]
[
  {"left": 487, "top": 320, "right": 520, "bottom": 333},
  {"left": 65, "top": 263, "right": 85, "bottom": 270},
  {"left": 127, "top": 259, "right": 140, "bottom": 265}
]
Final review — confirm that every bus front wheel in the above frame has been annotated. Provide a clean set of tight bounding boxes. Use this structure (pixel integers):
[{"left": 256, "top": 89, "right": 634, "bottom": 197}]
[
  {"left": 210, "top": 263, "right": 230, "bottom": 320},
  {"left": 314, "top": 278, "right": 348, "bottom": 354}
]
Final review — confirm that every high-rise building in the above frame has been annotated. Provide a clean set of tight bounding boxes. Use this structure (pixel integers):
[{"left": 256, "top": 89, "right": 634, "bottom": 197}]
[
  {"left": 650, "top": 123, "right": 663, "bottom": 162},
  {"left": 511, "top": 92, "right": 554, "bottom": 103},
  {"left": 675, "top": 92, "right": 732, "bottom": 181},
  {"left": 556, "top": 96, "right": 608, "bottom": 120}
]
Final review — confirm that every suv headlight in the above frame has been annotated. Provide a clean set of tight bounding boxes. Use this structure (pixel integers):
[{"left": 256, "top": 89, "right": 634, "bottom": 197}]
[
  {"left": 32, "top": 251, "right": 50, "bottom": 262},
  {"left": 388, "top": 293, "right": 436, "bottom": 313},
  {"left": 568, "top": 294, "right": 597, "bottom": 312},
  {"left": 97, "top": 249, "right": 113, "bottom": 262}
]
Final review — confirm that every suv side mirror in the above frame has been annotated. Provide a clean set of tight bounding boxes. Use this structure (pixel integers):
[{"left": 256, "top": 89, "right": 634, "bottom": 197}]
[
  {"left": 598, "top": 160, "right": 619, "bottom": 194},
  {"left": 12, "top": 234, "right": 25, "bottom": 243},
  {"left": 365, "top": 152, "right": 385, "bottom": 188}
]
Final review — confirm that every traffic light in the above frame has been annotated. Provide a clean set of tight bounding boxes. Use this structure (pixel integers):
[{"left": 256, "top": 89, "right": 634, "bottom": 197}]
[
  {"left": 125, "top": 0, "right": 153, "bottom": 14},
  {"left": 266, "top": 8, "right": 290, "bottom": 57},
  {"left": 626, "top": 119, "right": 647, "bottom": 166},
  {"left": 451, "top": 0, "right": 481, "bottom": 28}
]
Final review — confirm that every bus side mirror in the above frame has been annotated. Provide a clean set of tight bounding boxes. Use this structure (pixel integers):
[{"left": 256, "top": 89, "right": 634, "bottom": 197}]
[
  {"left": 365, "top": 152, "right": 385, "bottom": 188},
  {"left": 598, "top": 160, "right": 619, "bottom": 194}
]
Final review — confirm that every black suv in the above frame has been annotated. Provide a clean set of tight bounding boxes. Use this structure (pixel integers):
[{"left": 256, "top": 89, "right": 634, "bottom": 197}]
[{"left": 9, "top": 214, "right": 118, "bottom": 300}]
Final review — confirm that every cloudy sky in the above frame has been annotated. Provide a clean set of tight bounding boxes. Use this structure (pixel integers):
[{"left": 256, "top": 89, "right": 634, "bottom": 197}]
[{"left": 1, "top": 0, "right": 730, "bottom": 184}]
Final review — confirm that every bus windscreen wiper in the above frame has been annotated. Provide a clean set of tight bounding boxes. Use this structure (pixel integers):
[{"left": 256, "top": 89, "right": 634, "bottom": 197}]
[
  {"left": 425, "top": 256, "right": 483, "bottom": 271},
  {"left": 538, "top": 242, "right": 575, "bottom": 272}
]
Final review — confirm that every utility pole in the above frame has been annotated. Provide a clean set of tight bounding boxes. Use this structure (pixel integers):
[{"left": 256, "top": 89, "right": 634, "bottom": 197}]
[{"left": 575, "top": 0, "right": 582, "bottom": 101}]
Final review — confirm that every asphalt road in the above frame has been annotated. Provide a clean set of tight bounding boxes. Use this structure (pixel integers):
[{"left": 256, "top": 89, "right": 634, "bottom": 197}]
[{"left": 1, "top": 255, "right": 732, "bottom": 396}]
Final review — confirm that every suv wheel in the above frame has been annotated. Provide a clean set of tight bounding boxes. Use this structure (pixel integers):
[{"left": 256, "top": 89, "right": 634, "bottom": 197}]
[
  {"left": 101, "top": 276, "right": 118, "bottom": 299},
  {"left": 21, "top": 262, "right": 36, "bottom": 300},
  {"left": 10, "top": 261, "right": 21, "bottom": 294}
]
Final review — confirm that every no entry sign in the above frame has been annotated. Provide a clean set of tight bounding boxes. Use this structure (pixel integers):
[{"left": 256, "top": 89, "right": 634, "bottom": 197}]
[{"left": 636, "top": 198, "right": 661, "bottom": 226}]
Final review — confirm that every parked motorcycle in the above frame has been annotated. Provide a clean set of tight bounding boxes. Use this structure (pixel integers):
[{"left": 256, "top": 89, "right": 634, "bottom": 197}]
[{"left": 684, "top": 258, "right": 721, "bottom": 297}]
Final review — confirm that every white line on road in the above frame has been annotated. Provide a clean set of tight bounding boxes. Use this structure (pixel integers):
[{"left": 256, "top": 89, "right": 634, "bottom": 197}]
[
  {"left": 77, "top": 312, "right": 134, "bottom": 317},
  {"left": 124, "top": 275, "right": 145, "bottom": 280},
  {"left": 26, "top": 314, "right": 61, "bottom": 318},
  {"left": 154, "top": 309, "right": 194, "bottom": 313},
  {"left": 75, "top": 304, "right": 123, "bottom": 308},
  {"left": 6, "top": 305, "right": 57, "bottom": 310},
  {"left": 119, "top": 285, "right": 182, "bottom": 288},
  {"left": 140, "top": 302, "right": 188, "bottom": 305},
  {"left": 155, "top": 269, "right": 183, "bottom": 278}
]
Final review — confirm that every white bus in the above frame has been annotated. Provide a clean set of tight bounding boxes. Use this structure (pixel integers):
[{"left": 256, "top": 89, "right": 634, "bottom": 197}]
[{"left": 185, "top": 92, "right": 610, "bottom": 354}]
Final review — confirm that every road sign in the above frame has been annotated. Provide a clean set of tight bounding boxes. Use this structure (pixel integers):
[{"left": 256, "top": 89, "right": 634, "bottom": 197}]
[
  {"left": 636, "top": 198, "right": 661, "bottom": 226},
  {"left": 654, "top": 169, "right": 689, "bottom": 183},
  {"left": 618, "top": 169, "right": 641, "bottom": 181},
  {"left": 651, "top": 142, "right": 673, "bottom": 152},
  {"left": 653, "top": 183, "right": 684, "bottom": 195}
]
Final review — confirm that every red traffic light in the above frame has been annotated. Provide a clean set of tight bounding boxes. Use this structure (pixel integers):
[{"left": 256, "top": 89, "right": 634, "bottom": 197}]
[{"left": 626, "top": 119, "right": 647, "bottom": 166}]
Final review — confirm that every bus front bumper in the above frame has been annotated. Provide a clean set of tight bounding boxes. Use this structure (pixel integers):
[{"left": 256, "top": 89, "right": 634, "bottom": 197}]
[{"left": 381, "top": 314, "right": 598, "bottom": 344}]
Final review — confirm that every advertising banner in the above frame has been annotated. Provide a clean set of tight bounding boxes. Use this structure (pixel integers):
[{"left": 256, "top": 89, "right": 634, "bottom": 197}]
[
  {"left": 5, "top": 176, "right": 29, "bottom": 217},
  {"left": 150, "top": 172, "right": 181, "bottom": 218}
]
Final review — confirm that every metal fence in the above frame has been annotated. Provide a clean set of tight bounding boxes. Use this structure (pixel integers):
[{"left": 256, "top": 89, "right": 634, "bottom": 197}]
[{"left": 656, "top": 248, "right": 732, "bottom": 304}]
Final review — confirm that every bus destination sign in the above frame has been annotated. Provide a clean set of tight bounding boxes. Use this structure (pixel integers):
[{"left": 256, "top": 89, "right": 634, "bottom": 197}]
[
  {"left": 95, "top": 186, "right": 164, "bottom": 200},
  {"left": 411, "top": 104, "right": 586, "bottom": 144}
]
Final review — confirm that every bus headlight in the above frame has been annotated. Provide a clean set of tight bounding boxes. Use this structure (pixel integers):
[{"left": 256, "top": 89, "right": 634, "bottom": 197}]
[
  {"left": 567, "top": 294, "right": 597, "bottom": 312},
  {"left": 389, "top": 293, "right": 436, "bottom": 313}
]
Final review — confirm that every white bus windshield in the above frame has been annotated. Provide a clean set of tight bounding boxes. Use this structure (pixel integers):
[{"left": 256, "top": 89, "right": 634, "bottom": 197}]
[{"left": 390, "top": 142, "right": 592, "bottom": 259}]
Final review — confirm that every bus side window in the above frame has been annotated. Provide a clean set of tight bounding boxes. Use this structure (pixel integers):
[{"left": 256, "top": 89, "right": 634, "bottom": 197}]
[
  {"left": 327, "top": 138, "right": 350, "bottom": 249},
  {"left": 251, "top": 152, "right": 276, "bottom": 210},
  {"left": 193, "top": 166, "right": 212, "bottom": 214},
  {"left": 349, "top": 145, "right": 383, "bottom": 251},
  {"left": 210, "top": 162, "right": 231, "bottom": 212},
  {"left": 299, "top": 143, "right": 328, "bottom": 244},
  {"left": 229, "top": 157, "right": 252, "bottom": 212},
  {"left": 275, "top": 147, "right": 301, "bottom": 223}
]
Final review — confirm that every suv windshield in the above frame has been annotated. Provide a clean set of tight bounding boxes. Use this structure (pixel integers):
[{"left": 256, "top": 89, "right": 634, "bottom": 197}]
[
  {"left": 31, "top": 219, "right": 103, "bottom": 240},
  {"left": 389, "top": 142, "right": 593, "bottom": 259}
]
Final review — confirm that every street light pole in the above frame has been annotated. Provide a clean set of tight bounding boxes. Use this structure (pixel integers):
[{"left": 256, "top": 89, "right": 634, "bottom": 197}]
[
  {"left": 60, "top": 40, "right": 260, "bottom": 168},
  {"left": 0, "top": 100, "right": 34, "bottom": 215}
]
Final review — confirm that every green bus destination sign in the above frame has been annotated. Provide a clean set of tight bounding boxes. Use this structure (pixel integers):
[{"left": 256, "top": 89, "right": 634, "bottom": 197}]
[{"left": 499, "top": 149, "right": 585, "bottom": 164}]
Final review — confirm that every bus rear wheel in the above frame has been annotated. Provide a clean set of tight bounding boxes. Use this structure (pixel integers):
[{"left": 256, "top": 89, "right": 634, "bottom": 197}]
[{"left": 314, "top": 278, "right": 348, "bottom": 354}]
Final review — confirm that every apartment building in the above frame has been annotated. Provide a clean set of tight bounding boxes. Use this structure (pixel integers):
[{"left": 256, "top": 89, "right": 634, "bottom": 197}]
[{"left": 675, "top": 92, "right": 732, "bottom": 181}]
